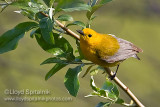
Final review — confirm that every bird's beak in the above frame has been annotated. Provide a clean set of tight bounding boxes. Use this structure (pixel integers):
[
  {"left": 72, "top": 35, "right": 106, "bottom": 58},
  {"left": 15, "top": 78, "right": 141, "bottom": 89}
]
[{"left": 76, "top": 30, "right": 84, "bottom": 36}]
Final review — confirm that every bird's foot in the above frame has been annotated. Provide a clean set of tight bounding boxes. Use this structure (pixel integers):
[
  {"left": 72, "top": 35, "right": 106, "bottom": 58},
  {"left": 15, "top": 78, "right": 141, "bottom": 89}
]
[
  {"left": 109, "top": 65, "right": 119, "bottom": 80},
  {"left": 109, "top": 72, "right": 116, "bottom": 80}
]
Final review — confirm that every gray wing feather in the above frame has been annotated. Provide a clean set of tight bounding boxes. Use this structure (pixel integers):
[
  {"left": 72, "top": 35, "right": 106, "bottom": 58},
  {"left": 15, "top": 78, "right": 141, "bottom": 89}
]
[{"left": 103, "top": 34, "right": 143, "bottom": 63}]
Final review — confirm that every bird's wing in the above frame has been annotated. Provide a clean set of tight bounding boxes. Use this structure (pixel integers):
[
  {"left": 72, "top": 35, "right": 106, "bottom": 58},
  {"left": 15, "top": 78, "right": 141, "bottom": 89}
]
[{"left": 102, "top": 34, "right": 143, "bottom": 63}]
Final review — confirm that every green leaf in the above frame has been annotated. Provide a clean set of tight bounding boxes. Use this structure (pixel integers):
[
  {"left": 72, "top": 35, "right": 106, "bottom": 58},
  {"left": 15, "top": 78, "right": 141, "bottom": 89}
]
[
  {"left": 76, "top": 40, "right": 84, "bottom": 59},
  {"left": 43, "top": 0, "right": 54, "bottom": 7},
  {"left": 34, "top": 29, "right": 75, "bottom": 60},
  {"left": 91, "top": 15, "right": 97, "bottom": 21},
  {"left": 35, "top": 12, "right": 46, "bottom": 20},
  {"left": 66, "top": 21, "right": 86, "bottom": 28},
  {"left": 45, "top": 63, "right": 67, "bottom": 80},
  {"left": 101, "top": 80, "right": 119, "bottom": 98},
  {"left": 34, "top": 29, "right": 61, "bottom": 54},
  {"left": 99, "top": 89, "right": 108, "bottom": 97},
  {"left": 0, "top": 22, "right": 38, "bottom": 54},
  {"left": 41, "top": 57, "right": 68, "bottom": 65},
  {"left": 62, "top": 3, "right": 91, "bottom": 12},
  {"left": 55, "top": 0, "right": 91, "bottom": 12},
  {"left": 39, "top": 17, "right": 54, "bottom": 45},
  {"left": 10, "top": 0, "right": 45, "bottom": 20},
  {"left": 20, "top": 10, "right": 35, "bottom": 20},
  {"left": 54, "top": 37, "right": 75, "bottom": 61},
  {"left": 57, "top": 14, "right": 73, "bottom": 21},
  {"left": 36, "top": 33, "right": 64, "bottom": 54},
  {"left": 115, "top": 98, "right": 124, "bottom": 104},
  {"left": 86, "top": 5, "right": 101, "bottom": 20},
  {"left": 41, "top": 57, "right": 83, "bottom": 65},
  {"left": 107, "top": 92, "right": 117, "bottom": 99},
  {"left": 86, "top": 0, "right": 112, "bottom": 20},
  {"left": 64, "top": 64, "right": 84, "bottom": 96},
  {"left": 90, "top": 76, "right": 100, "bottom": 92},
  {"left": 11, "top": 0, "right": 45, "bottom": 14},
  {"left": 99, "top": 0, "right": 112, "bottom": 5},
  {"left": 96, "top": 102, "right": 111, "bottom": 107}
]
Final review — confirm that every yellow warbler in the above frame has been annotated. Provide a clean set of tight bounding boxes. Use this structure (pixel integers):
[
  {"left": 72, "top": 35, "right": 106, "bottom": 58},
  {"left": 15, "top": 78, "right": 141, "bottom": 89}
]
[{"left": 77, "top": 28, "right": 143, "bottom": 79}]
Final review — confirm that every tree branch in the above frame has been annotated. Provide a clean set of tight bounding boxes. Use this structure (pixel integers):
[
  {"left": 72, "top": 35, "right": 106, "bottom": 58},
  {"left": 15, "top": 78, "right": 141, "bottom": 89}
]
[
  {"left": 39, "top": 12, "right": 80, "bottom": 40},
  {"left": 104, "top": 68, "right": 145, "bottom": 107},
  {"left": 55, "top": 20, "right": 80, "bottom": 40},
  {"left": 40, "top": 12, "right": 145, "bottom": 107}
]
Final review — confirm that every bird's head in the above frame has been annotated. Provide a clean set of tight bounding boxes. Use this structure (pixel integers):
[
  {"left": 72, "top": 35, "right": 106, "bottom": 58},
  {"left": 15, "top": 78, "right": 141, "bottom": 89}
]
[{"left": 77, "top": 28, "right": 100, "bottom": 45}]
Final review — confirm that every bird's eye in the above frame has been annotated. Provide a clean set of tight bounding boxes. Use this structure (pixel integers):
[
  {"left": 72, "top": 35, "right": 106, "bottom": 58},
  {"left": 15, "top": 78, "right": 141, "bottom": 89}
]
[{"left": 88, "top": 34, "right": 92, "bottom": 37}]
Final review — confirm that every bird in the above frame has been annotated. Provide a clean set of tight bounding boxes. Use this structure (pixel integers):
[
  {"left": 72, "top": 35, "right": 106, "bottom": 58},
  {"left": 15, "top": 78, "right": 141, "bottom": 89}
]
[{"left": 77, "top": 28, "right": 143, "bottom": 79}]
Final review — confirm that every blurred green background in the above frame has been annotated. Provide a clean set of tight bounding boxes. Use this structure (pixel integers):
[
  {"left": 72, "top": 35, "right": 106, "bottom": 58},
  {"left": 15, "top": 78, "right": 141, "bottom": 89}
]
[{"left": 0, "top": 0, "right": 160, "bottom": 107}]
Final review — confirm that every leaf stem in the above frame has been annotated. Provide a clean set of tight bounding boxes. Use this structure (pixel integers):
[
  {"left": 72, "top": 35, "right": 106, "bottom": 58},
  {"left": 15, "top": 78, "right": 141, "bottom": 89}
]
[{"left": 40, "top": 11, "right": 145, "bottom": 107}]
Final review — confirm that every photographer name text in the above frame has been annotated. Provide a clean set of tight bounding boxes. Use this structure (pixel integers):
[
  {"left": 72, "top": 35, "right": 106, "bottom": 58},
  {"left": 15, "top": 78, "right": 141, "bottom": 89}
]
[{"left": 4, "top": 89, "right": 51, "bottom": 96}]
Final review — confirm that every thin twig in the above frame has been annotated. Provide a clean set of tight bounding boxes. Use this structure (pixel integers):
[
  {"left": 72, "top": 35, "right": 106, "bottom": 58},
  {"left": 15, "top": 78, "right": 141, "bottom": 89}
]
[
  {"left": 39, "top": 12, "right": 80, "bottom": 40},
  {"left": 40, "top": 12, "right": 145, "bottom": 107},
  {"left": 55, "top": 20, "right": 80, "bottom": 40},
  {"left": 104, "top": 68, "right": 145, "bottom": 107}
]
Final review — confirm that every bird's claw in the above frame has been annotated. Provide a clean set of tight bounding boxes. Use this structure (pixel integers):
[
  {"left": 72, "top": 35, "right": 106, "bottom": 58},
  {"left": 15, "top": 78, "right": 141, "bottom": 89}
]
[{"left": 109, "top": 73, "right": 116, "bottom": 80}]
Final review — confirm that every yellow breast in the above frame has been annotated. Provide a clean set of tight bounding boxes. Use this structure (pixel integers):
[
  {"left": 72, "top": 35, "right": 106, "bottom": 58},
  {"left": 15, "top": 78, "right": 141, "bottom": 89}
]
[{"left": 80, "top": 33, "right": 120, "bottom": 67}]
